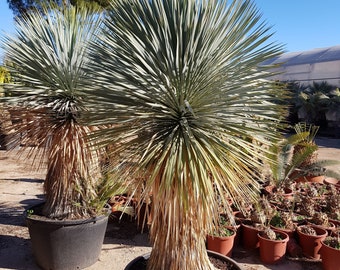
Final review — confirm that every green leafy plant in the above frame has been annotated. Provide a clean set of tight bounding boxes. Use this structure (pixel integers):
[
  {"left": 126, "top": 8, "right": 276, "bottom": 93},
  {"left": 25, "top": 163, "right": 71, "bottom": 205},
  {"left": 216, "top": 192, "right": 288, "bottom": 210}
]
[
  {"left": 270, "top": 212, "right": 298, "bottom": 230},
  {"left": 26, "top": 209, "right": 34, "bottom": 217},
  {"left": 266, "top": 123, "right": 340, "bottom": 188},
  {"left": 215, "top": 228, "right": 234, "bottom": 237},
  {"left": 209, "top": 214, "right": 237, "bottom": 237}
]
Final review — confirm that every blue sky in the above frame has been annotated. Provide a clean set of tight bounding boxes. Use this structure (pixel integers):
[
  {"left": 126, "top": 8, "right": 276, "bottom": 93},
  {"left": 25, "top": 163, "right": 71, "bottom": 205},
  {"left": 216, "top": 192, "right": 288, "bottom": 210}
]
[{"left": 0, "top": 0, "right": 340, "bottom": 61}]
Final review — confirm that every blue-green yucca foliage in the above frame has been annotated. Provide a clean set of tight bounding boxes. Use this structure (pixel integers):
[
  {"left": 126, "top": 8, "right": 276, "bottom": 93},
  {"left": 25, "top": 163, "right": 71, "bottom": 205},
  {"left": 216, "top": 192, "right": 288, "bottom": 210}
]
[
  {"left": 0, "top": 4, "right": 110, "bottom": 219},
  {"left": 84, "top": 0, "right": 287, "bottom": 269}
]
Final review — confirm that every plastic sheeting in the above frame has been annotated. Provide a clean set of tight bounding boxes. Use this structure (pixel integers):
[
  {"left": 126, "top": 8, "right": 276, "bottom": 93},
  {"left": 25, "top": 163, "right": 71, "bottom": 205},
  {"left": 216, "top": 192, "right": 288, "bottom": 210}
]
[{"left": 263, "top": 45, "right": 340, "bottom": 86}]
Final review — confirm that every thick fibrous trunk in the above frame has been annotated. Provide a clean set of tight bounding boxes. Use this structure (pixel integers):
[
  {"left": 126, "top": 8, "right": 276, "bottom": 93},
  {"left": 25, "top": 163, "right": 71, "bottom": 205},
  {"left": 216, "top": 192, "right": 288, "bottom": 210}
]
[
  {"left": 147, "top": 180, "right": 215, "bottom": 270},
  {"left": 42, "top": 121, "right": 100, "bottom": 219}
]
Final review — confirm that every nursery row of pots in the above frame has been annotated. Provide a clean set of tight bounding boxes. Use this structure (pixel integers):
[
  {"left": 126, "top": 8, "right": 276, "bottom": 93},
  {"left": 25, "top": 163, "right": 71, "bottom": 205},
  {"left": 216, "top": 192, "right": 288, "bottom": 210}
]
[
  {"left": 109, "top": 179, "right": 340, "bottom": 268},
  {"left": 206, "top": 219, "right": 339, "bottom": 269},
  {"left": 205, "top": 178, "right": 340, "bottom": 269}
]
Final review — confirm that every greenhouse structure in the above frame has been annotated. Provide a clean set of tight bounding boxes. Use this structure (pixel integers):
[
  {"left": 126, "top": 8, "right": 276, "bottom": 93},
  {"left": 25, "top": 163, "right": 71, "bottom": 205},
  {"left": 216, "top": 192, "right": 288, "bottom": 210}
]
[{"left": 264, "top": 45, "right": 340, "bottom": 87}]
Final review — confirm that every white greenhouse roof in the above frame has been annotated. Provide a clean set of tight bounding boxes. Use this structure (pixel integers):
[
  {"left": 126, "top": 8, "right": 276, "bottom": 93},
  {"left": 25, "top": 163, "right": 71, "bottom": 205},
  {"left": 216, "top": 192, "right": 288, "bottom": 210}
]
[{"left": 263, "top": 45, "right": 340, "bottom": 66}]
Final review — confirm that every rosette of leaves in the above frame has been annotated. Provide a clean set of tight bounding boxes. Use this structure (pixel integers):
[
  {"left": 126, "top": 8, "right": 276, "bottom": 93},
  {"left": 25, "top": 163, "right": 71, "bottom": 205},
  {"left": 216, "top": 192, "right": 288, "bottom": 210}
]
[{"left": 83, "top": 0, "right": 287, "bottom": 269}]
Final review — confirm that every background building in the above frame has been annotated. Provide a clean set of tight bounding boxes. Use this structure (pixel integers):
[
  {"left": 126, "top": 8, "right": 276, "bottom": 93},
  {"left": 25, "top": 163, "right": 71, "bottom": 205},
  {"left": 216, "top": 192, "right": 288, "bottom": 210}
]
[{"left": 264, "top": 45, "right": 340, "bottom": 87}]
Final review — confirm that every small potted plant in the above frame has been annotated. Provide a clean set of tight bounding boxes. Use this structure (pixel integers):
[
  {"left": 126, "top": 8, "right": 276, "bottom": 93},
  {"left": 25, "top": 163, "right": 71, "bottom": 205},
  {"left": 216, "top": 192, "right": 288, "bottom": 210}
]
[
  {"left": 241, "top": 198, "right": 274, "bottom": 250},
  {"left": 320, "top": 236, "right": 340, "bottom": 270},
  {"left": 257, "top": 227, "right": 289, "bottom": 264},
  {"left": 325, "top": 185, "right": 340, "bottom": 226},
  {"left": 308, "top": 212, "right": 336, "bottom": 235},
  {"left": 206, "top": 214, "right": 237, "bottom": 257},
  {"left": 297, "top": 224, "right": 328, "bottom": 259},
  {"left": 270, "top": 211, "right": 298, "bottom": 238}
]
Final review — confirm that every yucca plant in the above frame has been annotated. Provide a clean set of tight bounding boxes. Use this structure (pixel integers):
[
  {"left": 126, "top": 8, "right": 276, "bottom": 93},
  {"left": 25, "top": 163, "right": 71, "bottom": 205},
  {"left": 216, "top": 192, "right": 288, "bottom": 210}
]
[
  {"left": 0, "top": 3, "right": 109, "bottom": 219},
  {"left": 84, "top": 0, "right": 287, "bottom": 269}
]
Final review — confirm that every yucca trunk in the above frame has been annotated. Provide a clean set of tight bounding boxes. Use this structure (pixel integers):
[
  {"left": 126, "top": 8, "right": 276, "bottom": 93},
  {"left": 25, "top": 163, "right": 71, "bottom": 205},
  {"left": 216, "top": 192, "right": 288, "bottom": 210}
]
[
  {"left": 43, "top": 120, "right": 100, "bottom": 219},
  {"left": 148, "top": 178, "right": 214, "bottom": 270}
]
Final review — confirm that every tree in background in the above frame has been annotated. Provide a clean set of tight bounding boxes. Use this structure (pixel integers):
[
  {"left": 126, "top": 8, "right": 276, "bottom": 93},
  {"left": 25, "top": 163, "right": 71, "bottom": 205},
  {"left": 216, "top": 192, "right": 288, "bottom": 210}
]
[
  {"left": 0, "top": 66, "right": 11, "bottom": 84},
  {"left": 7, "top": 0, "right": 110, "bottom": 17}
]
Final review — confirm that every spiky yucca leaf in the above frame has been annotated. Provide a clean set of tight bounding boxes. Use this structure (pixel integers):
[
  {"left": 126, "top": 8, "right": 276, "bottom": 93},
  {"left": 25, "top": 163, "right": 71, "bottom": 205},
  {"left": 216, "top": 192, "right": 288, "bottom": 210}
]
[
  {"left": 1, "top": 4, "right": 105, "bottom": 219},
  {"left": 85, "top": 0, "right": 286, "bottom": 269}
]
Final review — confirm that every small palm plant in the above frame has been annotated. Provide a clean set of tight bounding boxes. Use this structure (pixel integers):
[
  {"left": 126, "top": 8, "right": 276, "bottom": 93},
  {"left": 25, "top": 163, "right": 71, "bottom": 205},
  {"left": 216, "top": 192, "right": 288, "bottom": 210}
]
[
  {"left": 85, "top": 0, "right": 286, "bottom": 269},
  {"left": 0, "top": 4, "right": 109, "bottom": 219},
  {"left": 267, "top": 122, "right": 340, "bottom": 188}
]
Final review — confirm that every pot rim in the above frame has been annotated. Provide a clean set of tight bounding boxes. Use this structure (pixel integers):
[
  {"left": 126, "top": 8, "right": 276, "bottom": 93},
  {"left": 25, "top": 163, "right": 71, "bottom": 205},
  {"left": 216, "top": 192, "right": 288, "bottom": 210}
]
[
  {"left": 24, "top": 202, "right": 109, "bottom": 225},
  {"left": 321, "top": 239, "right": 340, "bottom": 251},
  {"left": 124, "top": 250, "right": 244, "bottom": 270}
]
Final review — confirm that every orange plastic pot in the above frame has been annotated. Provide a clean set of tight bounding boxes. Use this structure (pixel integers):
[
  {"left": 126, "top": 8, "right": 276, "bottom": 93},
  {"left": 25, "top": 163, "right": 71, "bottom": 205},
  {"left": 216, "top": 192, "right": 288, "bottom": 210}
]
[
  {"left": 258, "top": 231, "right": 289, "bottom": 264},
  {"left": 206, "top": 229, "right": 236, "bottom": 257},
  {"left": 324, "top": 177, "right": 340, "bottom": 189},
  {"left": 320, "top": 240, "right": 340, "bottom": 270},
  {"left": 241, "top": 222, "right": 263, "bottom": 250},
  {"left": 297, "top": 225, "right": 328, "bottom": 259}
]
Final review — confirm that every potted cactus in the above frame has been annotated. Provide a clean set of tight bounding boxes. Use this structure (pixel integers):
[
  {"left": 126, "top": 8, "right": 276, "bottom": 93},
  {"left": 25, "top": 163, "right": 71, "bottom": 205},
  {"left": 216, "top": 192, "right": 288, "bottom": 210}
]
[
  {"left": 297, "top": 225, "right": 328, "bottom": 260},
  {"left": 206, "top": 215, "right": 237, "bottom": 257},
  {"left": 258, "top": 227, "right": 289, "bottom": 264},
  {"left": 320, "top": 236, "right": 340, "bottom": 270}
]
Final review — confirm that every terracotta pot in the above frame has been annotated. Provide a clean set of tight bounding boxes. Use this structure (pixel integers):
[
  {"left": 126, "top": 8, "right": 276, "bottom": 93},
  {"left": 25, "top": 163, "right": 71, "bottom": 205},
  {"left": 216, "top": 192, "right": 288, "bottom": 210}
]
[
  {"left": 295, "top": 175, "right": 325, "bottom": 184},
  {"left": 206, "top": 229, "right": 236, "bottom": 257},
  {"left": 258, "top": 231, "right": 289, "bottom": 264},
  {"left": 234, "top": 211, "right": 246, "bottom": 223},
  {"left": 324, "top": 177, "right": 340, "bottom": 189},
  {"left": 320, "top": 240, "right": 340, "bottom": 270},
  {"left": 297, "top": 225, "right": 328, "bottom": 259},
  {"left": 227, "top": 222, "right": 241, "bottom": 246},
  {"left": 241, "top": 222, "right": 264, "bottom": 250},
  {"left": 282, "top": 188, "right": 294, "bottom": 200},
  {"left": 262, "top": 185, "right": 293, "bottom": 199},
  {"left": 269, "top": 224, "right": 303, "bottom": 257},
  {"left": 308, "top": 175, "right": 326, "bottom": 183},
  {"left": 329, "top": 219, "right": 340, "bottom": 227}
]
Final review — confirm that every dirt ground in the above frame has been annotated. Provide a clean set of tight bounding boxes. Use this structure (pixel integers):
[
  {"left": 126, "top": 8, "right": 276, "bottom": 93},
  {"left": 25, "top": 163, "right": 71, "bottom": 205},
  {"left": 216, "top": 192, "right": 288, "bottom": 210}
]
[{"left": 0, "top": 137, "right": 339, "bottom": 270}]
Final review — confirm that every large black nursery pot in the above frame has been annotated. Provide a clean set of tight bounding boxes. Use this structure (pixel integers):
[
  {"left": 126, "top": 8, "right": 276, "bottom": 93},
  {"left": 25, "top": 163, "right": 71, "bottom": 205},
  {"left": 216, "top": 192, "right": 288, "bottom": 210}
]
[
  {"left": 124, "top": 250, "right": 243, "bottom": 270},
  {"left": 25, "top": 204, "right": 108, "bottom": 270}
]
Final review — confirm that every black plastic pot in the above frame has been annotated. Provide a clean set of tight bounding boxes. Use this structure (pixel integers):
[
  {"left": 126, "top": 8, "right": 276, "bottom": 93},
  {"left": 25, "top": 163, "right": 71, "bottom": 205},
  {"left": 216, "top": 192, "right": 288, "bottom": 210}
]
[
  {"left": 25, "top": 204, "right": 108, "bottom": 270},
  {"left": 124, "top": 250, "right": 243, "bottom": 270}
]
